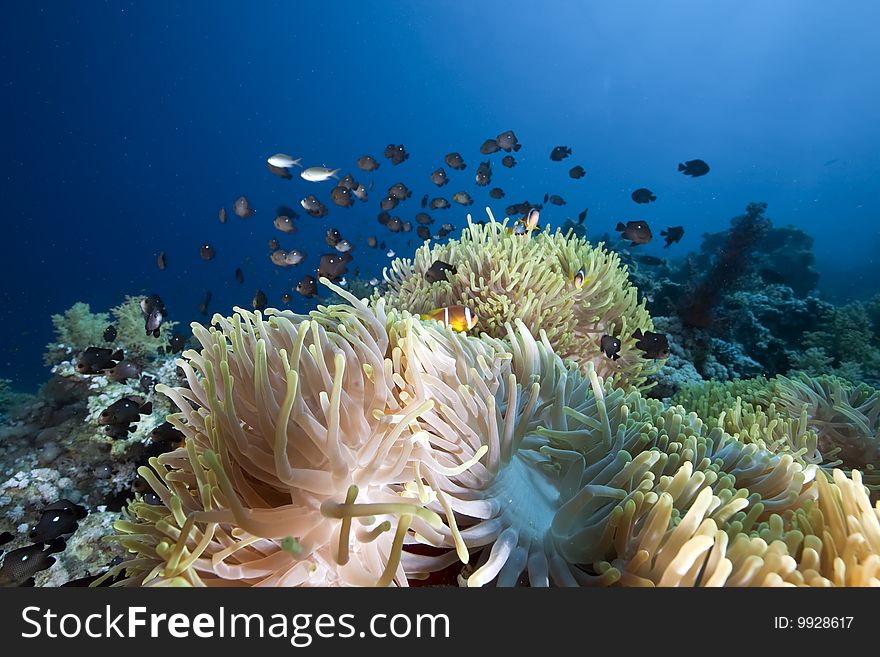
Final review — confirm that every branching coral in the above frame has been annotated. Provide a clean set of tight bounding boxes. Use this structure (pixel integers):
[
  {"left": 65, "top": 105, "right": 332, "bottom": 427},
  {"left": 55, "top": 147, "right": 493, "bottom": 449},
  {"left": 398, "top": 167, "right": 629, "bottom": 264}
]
[
  {"left": 677, "top": 202, "right": 771, "bottom": 329},
  {"left": 44, "top": 302, "right": 110, "bottom": 365},
  {"left": 380, "top": 208, "right": 657, "bottom": 391},
  {"left": 44, "top": 297, "right": 179, "bottom": 366},
  {"left": 109, "top": 296, "right": 179, "bottom": 361}
]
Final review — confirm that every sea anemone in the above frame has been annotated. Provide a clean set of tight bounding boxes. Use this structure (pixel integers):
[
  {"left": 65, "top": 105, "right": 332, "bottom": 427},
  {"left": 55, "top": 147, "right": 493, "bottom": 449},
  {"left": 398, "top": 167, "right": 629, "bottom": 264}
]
[
  {"left": 380, "top": 208, "right": 658, "bottom": 391},
  {"left": 674, "top": 374, "right": 880, "bottom": 493},
  {"left": 108, "top": 282, "right": 508, "bottom": 586},
  {"left": 401, "top": 323, "right": 817, "bottom": 586}
]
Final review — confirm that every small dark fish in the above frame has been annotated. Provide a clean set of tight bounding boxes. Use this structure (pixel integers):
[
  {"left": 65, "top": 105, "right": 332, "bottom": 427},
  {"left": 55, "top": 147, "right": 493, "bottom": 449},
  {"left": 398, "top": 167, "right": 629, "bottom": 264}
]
[
  {"left": 678, "top": 159, "right": 710, "bottom": 177},
  {"left": 445, "top": 152, "right": 466, "bottom": 170},
  {"left": 268, "top": 238, "right": 281, "bottom": 251},
  {"left": 235, "top": 267, "right": 244, "bottom": 284},
  {"left": 425, "top": 260, "right": 456, "bottom": 284},
  {"left": 42, "top": 500, "right": 87, "bottom": 518},
  {"left": 199, "top": 243, "right": 215, "bottom": 261},
  {"left": 550, "top": 146, "right": 572, "bottom": 161},
  {"left": 415, "top": 212, "right": 433, "bottom": 225},
  {"left": 281, "top": 293, "right": 293, "bottom": 304},
  {"left": 274, "top": 215, "right": 296, "bottom": 233},
  {"left": 417, "top": 226, "right": 431, "bottom": 240},
  {"left": 388, "top": 183, "right": 412, "bottom": 200},
  {"left": 338, "top": 174, "right": 358, "bottom": 190},
  {"left": 140, "top": 294, "right": 166, "bottom": 338},
  {"left": 0, "top": 532, "right": 12, "bottom": 546},
  {"left": 548, "top": 195, "right": 566, "bottom": 206},
  {"left": 631, "top": 188, "right": 657, "bottom": 204},
  {"left": 475, "top": 161, "right": 492, "bottom": 187},
  {"left": 103, "top": 325, "right": 117, "bottom": 342},
  {"left": 352, "top": 183, "right": 368, "bottom": 202},
  {"left": 380, "top": 195, "right": 399, "bottom": 211},
  {"left": 386, "top": 217, "right": 402, "bottom": 232},
  {"left": 0, "top": 541, "right": 65, "bottom": 586},
  {"left": 632, "top": 255, "right": 666, "bottom": 267},
  {"left": 479, "top": 138, "right": 500, "bottom": 154},
  {"left": 506, "top": 201, "right": 534, "bottom": 217},
  {"left": 30, "top": 501, "right": 86, "bottom": 544},
  {"left": 103, "top": 424, "right": 133, "bottom": 440},
  {"left": 326, "top": 228, "right": 342, "bottom": 247},
  {"left": 330, "top": 186, "right": 355, "bottom": 208},
  {"left": 367, "top": 236, "right": 378, "bottom": 248},
  {"left": 436, "top": 223, "right": 454, "bottom": 239},
  {"left": 218, "top": 207, "right": 227, "bottom": 224},
  {"left": 453, "top": 191, "right": 473, "bottom": 206},
  {"left": 660, "top": 225, "right": 684, "bottom": 248},
  {"left": 401, "top": 222, "right": 412, "bottom": 233},
  {"left": 569, "top": 165, "right": 586, "bottom": 179},
  {"left": 357, "top": 155, "right": 380, "bottom": 171},
  {"left": 100, "top": 397, "right": 152, "bottom": 426},
  {"left": 157, "top": 251, "right": 167, "bottom": 271},
  {"left": 234, "top": 196, "right": 255, "bottom": 218},
  {"left": 267, "top": 162, "right": 293, "bottom": 180},
  {"left": 616, "top": 221, "right": 653, "bottom": 246},
  {"left": 632, "top": 329, "right": 669, "bottom": 359},
  {"left": 430, "top": 197, "right": 451, "bottom": 210},
  {"left": 198, "top": 290, "right": 212, "bottom": 317},
  {"left": 107, "top": 359, "right": 140, "bottom": 382},
  {"left": 495, "top": 130, "right": 521, "bottom": 152},
  {"left": 252, "top": 290, "right": 268, "bottom": 311},
  {"left": 297, "top": 275, "right": 318, "bottom": 298},
  {"left": 489, "top": 188, "right": 505, "bottom": 199},
  {"left": 600, "top": 335, "right": 621, "bottom": 361},
  {"left": 421, "top": 194, "right": 429, "bottom": 208},
  {"left": 168, "top": 334, "right": 187, "bottom": 353},
  {"left": 501, "top": 155, "right": 516, "bottom": 168},
  {"left": 300, "top": 195, "right": 328, "bottom": 217},
  {"left": 151, "top": 421, "right": 185, "bottom": 445},
  {"left": 431, "top": 168, "right": 450, "bottom": 186},
  {"left": 317, "top": 253, "right": 348, "bottom": 281},
  {"left": 577, "top": 208, "right": 588, "bottom": 224},
  {"left": 75, "top": 347, "right": 123, "bottom": 375},
  {"left": 383, "top": 143, "right": 409, "bottom": 165}
]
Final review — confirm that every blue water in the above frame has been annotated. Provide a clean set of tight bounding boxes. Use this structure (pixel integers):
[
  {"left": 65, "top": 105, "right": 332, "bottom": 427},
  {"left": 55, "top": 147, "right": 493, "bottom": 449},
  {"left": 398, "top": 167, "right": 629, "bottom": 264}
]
[{"left": 2, "top": 1, "right": 879, "bottom": 391}]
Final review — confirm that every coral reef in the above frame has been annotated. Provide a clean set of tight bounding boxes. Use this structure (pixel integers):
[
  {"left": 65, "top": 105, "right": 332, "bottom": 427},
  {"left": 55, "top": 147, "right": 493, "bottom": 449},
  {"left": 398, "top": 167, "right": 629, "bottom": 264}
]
[
  {"left": 380, "top": 208, "right": 658, "bottom": 390},
  {"left": 1, "top": 293, "right": 188, "bottom": 586}
]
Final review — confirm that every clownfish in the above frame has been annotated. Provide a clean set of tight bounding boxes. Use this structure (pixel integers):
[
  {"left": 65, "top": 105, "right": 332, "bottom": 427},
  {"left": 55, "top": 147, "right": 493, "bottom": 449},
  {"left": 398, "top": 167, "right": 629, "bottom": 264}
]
[
  {"left": 421, "top": 306, "right": 478, "bottom": 332},
  {"left": 507, "top": 208, "right": 542, "bottom": 236},
  {"left": 573, "top": 267, "right": 587, "bottom": 289},
  {"left": 525, "top": 208, "right": 540, "bottom": 230}
]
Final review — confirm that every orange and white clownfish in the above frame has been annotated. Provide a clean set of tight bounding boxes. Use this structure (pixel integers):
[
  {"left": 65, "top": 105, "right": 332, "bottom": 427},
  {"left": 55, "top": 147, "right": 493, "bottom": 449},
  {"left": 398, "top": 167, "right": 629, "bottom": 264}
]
[
  {"left": 524, "top": 207, "right": 540, "bottom": 230},
  {"left": 421, "top": 306, "right": 478, "bottom": 332},
  {"left": 573, "top": 267, "right": 587, "bottom": 289}
]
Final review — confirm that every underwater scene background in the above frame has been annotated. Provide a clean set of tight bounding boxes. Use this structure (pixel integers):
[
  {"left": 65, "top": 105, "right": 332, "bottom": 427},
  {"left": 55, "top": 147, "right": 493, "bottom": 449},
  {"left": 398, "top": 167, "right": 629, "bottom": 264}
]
[{"left": 1, "top": 2, "right": 879, "bottom": 586}]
